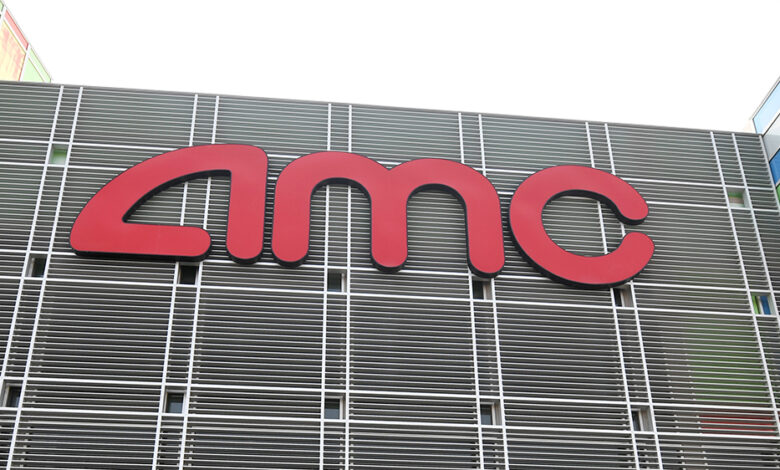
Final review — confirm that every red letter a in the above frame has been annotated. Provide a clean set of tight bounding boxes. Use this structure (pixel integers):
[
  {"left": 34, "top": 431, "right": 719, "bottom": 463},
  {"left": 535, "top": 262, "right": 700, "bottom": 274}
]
[{"left": 70, "top": 145, "right": 267, "bottom": 263}]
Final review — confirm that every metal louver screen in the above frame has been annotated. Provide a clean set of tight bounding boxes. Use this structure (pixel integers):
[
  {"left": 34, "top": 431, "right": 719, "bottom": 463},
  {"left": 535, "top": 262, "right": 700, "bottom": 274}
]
[{"left": 0, "top": 81, "right": 777, "bottom": 468}]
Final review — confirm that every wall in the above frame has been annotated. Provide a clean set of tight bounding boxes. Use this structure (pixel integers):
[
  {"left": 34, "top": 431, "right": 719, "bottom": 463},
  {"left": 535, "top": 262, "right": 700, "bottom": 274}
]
[{"left": 0, "top": 82, "right": 778, "bottom": 468}]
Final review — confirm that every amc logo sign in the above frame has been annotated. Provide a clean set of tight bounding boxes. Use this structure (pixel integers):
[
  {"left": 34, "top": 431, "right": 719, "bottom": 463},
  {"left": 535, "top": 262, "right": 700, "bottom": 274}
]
[{"left": 69, "top": 145, "right": 654, "bottom": 289}]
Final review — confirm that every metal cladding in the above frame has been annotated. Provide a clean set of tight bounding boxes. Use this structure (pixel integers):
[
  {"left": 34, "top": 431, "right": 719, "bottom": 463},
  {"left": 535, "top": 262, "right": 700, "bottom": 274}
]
[{"left": 0, "top": 82, "right": 779, "bottom": 468}]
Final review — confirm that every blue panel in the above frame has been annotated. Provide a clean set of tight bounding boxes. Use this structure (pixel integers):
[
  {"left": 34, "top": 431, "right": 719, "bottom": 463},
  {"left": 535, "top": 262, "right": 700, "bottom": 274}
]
[
  {"left": 760, "top": 295, "right": 772, "bottom": 315},
  {"left": 770, "top": 151, "right": 780, "bottom": 185},
  {"left": 754, "top": 83, "right": 780, "bottom": 133},
  {"left": 769, "top": 150, "right": 780, "bottom": 184}
]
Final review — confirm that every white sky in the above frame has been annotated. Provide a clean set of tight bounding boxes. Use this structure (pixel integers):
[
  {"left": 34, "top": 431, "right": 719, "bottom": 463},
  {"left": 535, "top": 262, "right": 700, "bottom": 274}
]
[{"left": 8, "top": 0, "right": 780, "bottom": 132}]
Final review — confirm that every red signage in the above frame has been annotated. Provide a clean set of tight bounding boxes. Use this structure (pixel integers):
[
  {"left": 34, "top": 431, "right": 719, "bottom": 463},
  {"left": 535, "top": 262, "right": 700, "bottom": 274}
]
[
  {"left": 70, "top": 145, "right": 267, "bottom": 263},
  {"left": 272, "top": 151, "right": 504, "bottom": 277},
  {"left": 509, "top": 165, "right": 654, "bottom": 288},
  {"left": 70, "top": 144, "right": 654, "bottom": 288}
]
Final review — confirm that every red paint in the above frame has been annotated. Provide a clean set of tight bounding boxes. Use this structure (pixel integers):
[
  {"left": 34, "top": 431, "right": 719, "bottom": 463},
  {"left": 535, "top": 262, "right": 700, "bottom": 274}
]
[
  {"left": 272, "top": 152, "right": 505, "bottom": 277},
  {"left": 70, "top": 145, "right": 267, "bottom": 263},
  {"left": 509, "top": 165, "right": 654, "bottom": 288},
  {"left": 700, "top": 414, "right": 775, "bottom": 435},
  {"left": 3, "top": 13, "right": 27, "bottom": 49},
  {"left": 0, "top": 22, "right": 24, "bottom": 81}
]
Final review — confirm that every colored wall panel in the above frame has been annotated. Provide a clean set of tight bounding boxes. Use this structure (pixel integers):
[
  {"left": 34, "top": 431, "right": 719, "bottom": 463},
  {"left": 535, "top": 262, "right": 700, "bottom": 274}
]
[
  {"left": 0, "top": 21, "right": 24, "bottom": 80},
  {"left": 763, "top": 118, "right": 780, "bottom": 161},
  {"left": 0, "top": 8, "right": 49, "bottom": 83},
  {"left": 3, "top": 13, "right": 26, "bottom": 49},
  {"left": 20, "top": 58, "right": 42, "bottom": 82},
  {"left": 754, "top": 83, "right": 780, "bottom": 133},
  {"left": 28, "top": 50, "right": 48, "bottom": 82},
  {"left": 770, "top": 151, "right": 780, "bottom": 185}
]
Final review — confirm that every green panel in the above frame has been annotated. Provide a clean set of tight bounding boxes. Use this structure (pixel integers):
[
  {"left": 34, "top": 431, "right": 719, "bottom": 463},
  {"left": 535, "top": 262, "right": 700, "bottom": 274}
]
[
  {"left": 28, "top": 50, "right": 49, "bottom": 82},
  {"left": 0, "top": 2, "right": 5, "bottom": 11},
  {"left": 48, "top": 147, "right": 67, "bottom": 165},
  {"left": 20, "top": 58, "right": 43, "bottom": 82}
]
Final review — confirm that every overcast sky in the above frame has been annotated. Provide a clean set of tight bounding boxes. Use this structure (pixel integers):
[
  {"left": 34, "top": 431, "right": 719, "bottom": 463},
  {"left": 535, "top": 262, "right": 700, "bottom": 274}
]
[{"left": 8, "top": 0, "right": 780, "bottom": 132}]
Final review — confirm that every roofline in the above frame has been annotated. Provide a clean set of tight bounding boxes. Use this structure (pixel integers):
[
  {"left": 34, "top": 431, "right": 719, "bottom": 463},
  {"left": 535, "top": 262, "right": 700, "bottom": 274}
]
[
  {"left": 749, "top": 75, "right": 780, "bottom": 124},
  {"left": 0, "top": 79, "right": 760, "bottom": 137}
]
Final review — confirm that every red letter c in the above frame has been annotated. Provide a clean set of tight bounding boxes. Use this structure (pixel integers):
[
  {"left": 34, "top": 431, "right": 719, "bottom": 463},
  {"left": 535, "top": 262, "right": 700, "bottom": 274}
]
[{"left": 509, "top": 165, "right": 654, "bottom": 288}]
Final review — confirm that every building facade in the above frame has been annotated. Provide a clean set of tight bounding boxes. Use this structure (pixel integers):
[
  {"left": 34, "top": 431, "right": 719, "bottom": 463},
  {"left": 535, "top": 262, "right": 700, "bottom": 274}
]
[
  {"left": 752, "top": 78, "right": 780, "bottom": 207},
  {"left": 0, "top": 81, "right": 779, "bottom": 468},
  {"left": 0, "top": 2, "right": 49, "bottom": 84}
]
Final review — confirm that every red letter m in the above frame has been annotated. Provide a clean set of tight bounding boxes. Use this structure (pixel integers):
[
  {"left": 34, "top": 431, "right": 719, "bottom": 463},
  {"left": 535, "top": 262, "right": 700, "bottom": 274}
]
[{"left": 272, "top": 152, "right": 505, "bottom": 277}]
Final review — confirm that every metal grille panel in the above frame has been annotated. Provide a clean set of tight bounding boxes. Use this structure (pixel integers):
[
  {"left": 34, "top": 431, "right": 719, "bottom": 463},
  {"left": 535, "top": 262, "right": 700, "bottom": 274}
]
[{"left": 0, "top": 82, "right": 777, "bottom": 468}]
